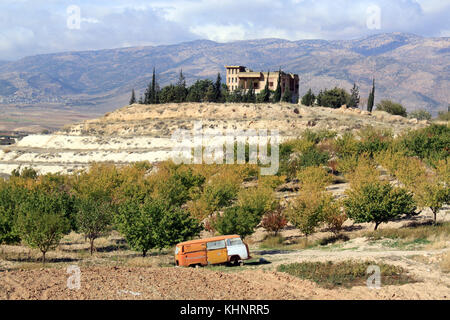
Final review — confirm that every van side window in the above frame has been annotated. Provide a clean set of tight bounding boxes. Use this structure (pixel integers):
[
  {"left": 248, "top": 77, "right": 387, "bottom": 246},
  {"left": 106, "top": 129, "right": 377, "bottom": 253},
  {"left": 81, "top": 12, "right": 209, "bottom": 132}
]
[
  {"left": 206, "top": 240, "right": 226, "bottom": 250},
  {"left": 228, "top": 238, "right": 243, "bottom": 246}
]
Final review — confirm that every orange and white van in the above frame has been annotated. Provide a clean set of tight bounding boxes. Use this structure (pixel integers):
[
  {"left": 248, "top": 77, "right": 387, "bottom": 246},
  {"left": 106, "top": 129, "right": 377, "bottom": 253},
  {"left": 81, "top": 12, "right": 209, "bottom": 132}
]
[{"left": 175, "top": 235, "right": 251, "bottom": 267}]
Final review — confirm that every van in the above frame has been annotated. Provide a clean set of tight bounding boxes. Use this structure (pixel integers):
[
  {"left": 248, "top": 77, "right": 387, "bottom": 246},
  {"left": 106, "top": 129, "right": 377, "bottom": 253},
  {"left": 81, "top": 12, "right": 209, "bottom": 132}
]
[{"left": 175, "top": 235, "right": 251, "bottom": 267}]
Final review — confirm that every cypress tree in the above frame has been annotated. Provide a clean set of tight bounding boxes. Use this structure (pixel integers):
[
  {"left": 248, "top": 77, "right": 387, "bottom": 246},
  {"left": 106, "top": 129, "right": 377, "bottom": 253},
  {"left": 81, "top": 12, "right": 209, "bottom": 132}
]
[
  {"left": 214, "top": 73, "right": 222, "bottom": 102},
  {"left": 129, "top": 89, "right": 136, "bottom": 105},
  {"left": 262, "top": 71, "right": 271, "bottom": 102},
  {"left": 282, "top": 86, "right": 292, "bottom": 103},
  {"left": 367, "top": 78, "right": 375, "bottom": 112},
  {"left": 175, "top": 69, "right": 187, "bottom": 102},
  {"left": 272, "top": 68, "right": 282, "bottom": 103},
  {"left": 301, "top": 88, "right": 315, "bottom": 106}
]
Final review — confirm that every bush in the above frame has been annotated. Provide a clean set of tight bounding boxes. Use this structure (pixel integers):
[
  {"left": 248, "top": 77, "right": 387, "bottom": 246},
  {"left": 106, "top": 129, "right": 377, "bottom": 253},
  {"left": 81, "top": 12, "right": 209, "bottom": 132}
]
[
  {"left": 344, "top": 182, "right": 416, "bottom": 230},
  {"left": 322, "top": 200, "right": 346, "bottom": 235},
  {"left": 316, "top": 87, "right": 350, "bottom": 108},
  {"left": 376, "top": 100, "right": 407, "bottom": 117},
  {"left": 261, "top": 207, "right": 288, "bottom": 235},
  {"left": 357, "top": 126, "right": 393, "bottom": 157},
  {"left": 408, "top": 109, "right": 431, "bottom": 121},
  {"left": 214, "top": 206, "right": 259, "bottom": 238},
  {"left": 297, "top": 166, "right": 333, "bottom": 191},
  {"left": 288, "top": 190, "right": 330, "bottom": 237},
  {"left": 397, "top": 125, "right": 450, "bottom": 161}
]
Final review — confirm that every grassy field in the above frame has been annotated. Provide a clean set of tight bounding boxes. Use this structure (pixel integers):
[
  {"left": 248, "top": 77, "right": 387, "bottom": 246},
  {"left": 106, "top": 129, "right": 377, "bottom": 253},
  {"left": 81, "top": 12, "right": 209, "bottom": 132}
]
[{"left": 277, "top": 261, "right": 415, "bottom": 289}]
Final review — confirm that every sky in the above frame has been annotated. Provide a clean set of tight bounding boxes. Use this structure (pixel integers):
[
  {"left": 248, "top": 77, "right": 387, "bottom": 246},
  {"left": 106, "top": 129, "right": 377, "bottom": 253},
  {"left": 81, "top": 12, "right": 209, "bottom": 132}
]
[{"left": 0, "top": 0, "right": 449, "bottom": 61}]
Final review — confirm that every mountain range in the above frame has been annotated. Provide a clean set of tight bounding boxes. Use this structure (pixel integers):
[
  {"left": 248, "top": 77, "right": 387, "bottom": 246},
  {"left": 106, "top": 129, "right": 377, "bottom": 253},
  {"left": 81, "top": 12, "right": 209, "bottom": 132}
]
[{"left": 0, "top": 32, "right": 448, "bottom": 115}]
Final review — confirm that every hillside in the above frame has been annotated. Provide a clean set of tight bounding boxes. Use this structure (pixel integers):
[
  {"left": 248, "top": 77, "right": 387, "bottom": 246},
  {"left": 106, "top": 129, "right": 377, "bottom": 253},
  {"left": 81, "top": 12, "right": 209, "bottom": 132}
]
[
  {"left": 0, "top": 33, "right": 449, "bottom": 114},
  {"left": 0, "top": 102, "right": 429, "bottom": 176}
]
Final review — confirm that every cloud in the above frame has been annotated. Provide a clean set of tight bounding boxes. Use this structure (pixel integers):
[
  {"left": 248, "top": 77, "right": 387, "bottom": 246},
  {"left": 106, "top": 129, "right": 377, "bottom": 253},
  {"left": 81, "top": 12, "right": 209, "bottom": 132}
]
[{"left": 0, "top": 0, "right": 449, "bottom": 60}]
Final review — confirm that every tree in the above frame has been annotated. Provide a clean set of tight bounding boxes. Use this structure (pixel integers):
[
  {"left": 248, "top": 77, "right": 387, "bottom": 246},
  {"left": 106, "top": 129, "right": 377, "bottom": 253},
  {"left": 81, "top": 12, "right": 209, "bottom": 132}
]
[
  {"left": 348, "top": 83, "right": 360, "bottom": 108},
  {"left": 376, "top": 100, "right": 407, "bottom": 117},
  {"left": 117, "top": 199, "right": 201, "bottom": 256},
  {"left": 261, "top": 207, "right": 288, "bottom": 235},
  {"left": 281, "top": 86, "right": 292, "bottom": 103},
  {"left": 415, "top": 173, "right": 449, "bottom": 224},
  {"left": 344, "top": 182, "right": 415, "bottom": 230},
  {"left": 175, "top": 69, "right": 188, "bottom": 102},
  {"left": 16, "top": 190, "right": 69, "bottom": 263},
  {"left": 272, "top": 68, "right": 282, "bottom": 103},
  {"left": 0, "top": 182, "right": 27, "bottom": 244},
  {"left": 145, "top": 68, "right": 159, "bottom": 104},
  {"left": 260, "top": 71, "right": 271, "bottom": 103},
  {"left": 214, "top": 73, "right": 222, "bottom": 102},
  {"left": 287, "top": 190, "right": 328, "bottom": 237},
  {"left": 316, "top": 87, "right": 350, "bottom": 108},
  {"left": 367, "top": 78, "right": 375, "bottom": 112},
  {"left": 214, "top": 206, "right": 258, "bottom": 239},
  {"left": 75, "top": 196, "right": 112, "bottom": 255},
  {"left": 301, "top": 88, "right": 315, "bottom": 106},
  {"left": 129, "top": 89, "right": 136, "bottom": 105},
  {"left": 408, "top": 109, "right": 431, "bottom": 121}
]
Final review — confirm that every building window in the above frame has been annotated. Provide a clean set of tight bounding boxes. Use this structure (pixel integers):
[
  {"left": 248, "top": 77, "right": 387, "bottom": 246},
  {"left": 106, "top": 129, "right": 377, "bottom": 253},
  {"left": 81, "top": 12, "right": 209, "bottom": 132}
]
[{"left": 269, "top": 82, "right": 273, "bottom": 87}]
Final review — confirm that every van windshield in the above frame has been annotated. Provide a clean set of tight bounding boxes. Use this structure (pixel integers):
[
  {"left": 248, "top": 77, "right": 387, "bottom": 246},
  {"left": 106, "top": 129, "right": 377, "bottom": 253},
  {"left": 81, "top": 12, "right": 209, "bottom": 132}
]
[
  {"left": 175, "top": 246, "right": 179, "bottom": 255},
  {"left": 228, "top": 238, "right": 243, "bottom": 246}
]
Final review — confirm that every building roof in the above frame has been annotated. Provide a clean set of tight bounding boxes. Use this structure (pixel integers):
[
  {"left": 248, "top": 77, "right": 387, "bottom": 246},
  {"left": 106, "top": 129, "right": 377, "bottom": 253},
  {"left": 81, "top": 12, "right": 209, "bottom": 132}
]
[
  {"left": 176, "top": 235, "right": 240, "bottom": 246},
  {"left": 238, "top": 72, "right": 261, "bottom": 78}
]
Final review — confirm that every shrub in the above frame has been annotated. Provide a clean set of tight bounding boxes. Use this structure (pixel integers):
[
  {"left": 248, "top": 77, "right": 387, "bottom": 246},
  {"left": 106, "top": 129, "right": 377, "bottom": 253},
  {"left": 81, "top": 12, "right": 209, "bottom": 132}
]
[
  {"left": 437, "top": 110, "right": 450, "bottom": 121},
  {"left": 261, "top": 207, "right": 288, "bottom": 235},
  {"left": 344, "top": 182, "right": 416, "bottom": 230},
  {"left": 376, "top": 100, "right": 407, "bottom": 117},
  {"left": 287, "top": 190, "right": 328, "bottom": 237},
  {"left": 297, "top": 166, "right": 333, "bottom": 191},
  {"left": 408, "top": 109, "right": 431, "bottom": 121},
  {"left": 237, "top": 186, "right": 277, "bottom": 219},
  {"left": 322, "top": 200, "right": 346, "bottom": 235},
  {"left": 357, "top": 126, "right": 393, "bottom": 157},
  {"left": 316, "top": 87, "right": 350, "bottom": 108},
  {"left": 397, "top": 125, "right": 450, "bottom": 161},
  {"left": 214, "top": 206, "right": 259, "bottom": 238}
]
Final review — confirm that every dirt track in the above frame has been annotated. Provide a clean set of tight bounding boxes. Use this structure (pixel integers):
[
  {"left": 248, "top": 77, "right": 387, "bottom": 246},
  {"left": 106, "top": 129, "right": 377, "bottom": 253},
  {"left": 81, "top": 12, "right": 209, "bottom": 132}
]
[{"left": 1, "top": 248, "right": 448, "bottom": 300}]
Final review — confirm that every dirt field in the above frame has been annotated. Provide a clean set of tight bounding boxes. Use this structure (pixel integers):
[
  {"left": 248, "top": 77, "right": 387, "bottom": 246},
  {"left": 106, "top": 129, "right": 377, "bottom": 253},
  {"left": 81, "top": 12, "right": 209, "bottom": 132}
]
[{"left": 1, "top": 210, "right": 449, "bottom": 300}]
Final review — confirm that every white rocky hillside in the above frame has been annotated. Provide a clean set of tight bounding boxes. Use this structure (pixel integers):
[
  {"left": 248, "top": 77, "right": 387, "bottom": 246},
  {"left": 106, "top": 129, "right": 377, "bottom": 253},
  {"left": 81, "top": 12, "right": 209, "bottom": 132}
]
[{"left": 0, "top": 103, "right": 429, "bottom": 176}]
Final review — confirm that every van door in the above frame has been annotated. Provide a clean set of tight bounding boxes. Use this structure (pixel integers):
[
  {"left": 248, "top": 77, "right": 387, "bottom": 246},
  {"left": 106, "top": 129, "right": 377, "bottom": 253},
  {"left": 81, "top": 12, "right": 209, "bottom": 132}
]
[
  {"left": 206, "top": 240, "right": 228, "bottom": 265},
  {"left": 226, "top": 237, "right": 249, "bottom": 260}
]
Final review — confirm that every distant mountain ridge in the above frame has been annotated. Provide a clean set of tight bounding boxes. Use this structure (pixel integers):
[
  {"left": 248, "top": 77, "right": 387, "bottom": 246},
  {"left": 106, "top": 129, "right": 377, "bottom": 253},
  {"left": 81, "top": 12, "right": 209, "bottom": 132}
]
[{"left": 0, "top": 33, "right": 448, "bottom": 114}]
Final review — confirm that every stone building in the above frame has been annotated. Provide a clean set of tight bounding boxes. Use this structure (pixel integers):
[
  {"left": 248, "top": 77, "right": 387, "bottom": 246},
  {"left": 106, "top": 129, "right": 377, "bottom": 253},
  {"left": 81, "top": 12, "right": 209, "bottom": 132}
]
[{"left": 225, "top": 66, "right": 299, "bottom": 102}]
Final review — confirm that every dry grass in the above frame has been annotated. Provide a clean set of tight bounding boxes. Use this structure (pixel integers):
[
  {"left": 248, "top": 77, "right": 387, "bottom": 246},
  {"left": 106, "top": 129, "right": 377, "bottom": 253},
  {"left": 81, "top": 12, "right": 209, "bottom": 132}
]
[
  {"left": 277, "top": 260, "right": 416, "bottom": 289},
  {"left": 440, "top": 251, "right": 450, "bottom": 273}
]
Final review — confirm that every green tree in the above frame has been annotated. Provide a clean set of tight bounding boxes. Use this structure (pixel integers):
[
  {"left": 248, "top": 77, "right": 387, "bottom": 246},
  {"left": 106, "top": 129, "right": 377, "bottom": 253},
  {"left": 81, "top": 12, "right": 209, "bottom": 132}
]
[
  {"left": 214, "top": 206, "right": 259, "bottom": 238},
  {"left": 376, "top": 100, "right": 407, "bottom": 117},
  {"left": 301, "top": 88, "right": 315, "bottom": 106},
  {"left": 175, "top": 69, "right": 188, "bottom": 102},
  {"left": 367, "top": 78, "right": 375, "bottom": 112},
  {"left": 344, "top": 182, "right": 415, "bottom": 230},
  {"left": 348, "top": 83, "right": 360, "bottom": 108},
  {"left": 214, "top": 73, "right": 222, "bottom": 102},
  {"left": 0, "top": 182, "right": 27, "bottom": 244},
  {"left": 129, "top": 89, "right": 136, "bottom": 105},
  {"left": 16, "top": 190, "right": 69, "bottom": 263},
  {"left": 260, "top": 71, "right": 271, "bottom": 103},
  {"left": 282, "top": 86, "right": 292, "bottom": 103},
  {"left": 75, "top": 196, "right": 112, "bottom": 255},
  {"left": 317, "top": 87, "right": 350, "bottom": 108},
  {"left": 408, "top": 109, "right": 431, "bottom": 121},
  {"left": 117, "top": 199, "right": 200, "bottom": 256},
  {"left": 272, "top": 68, "right": 282, "bottom": 103}
]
